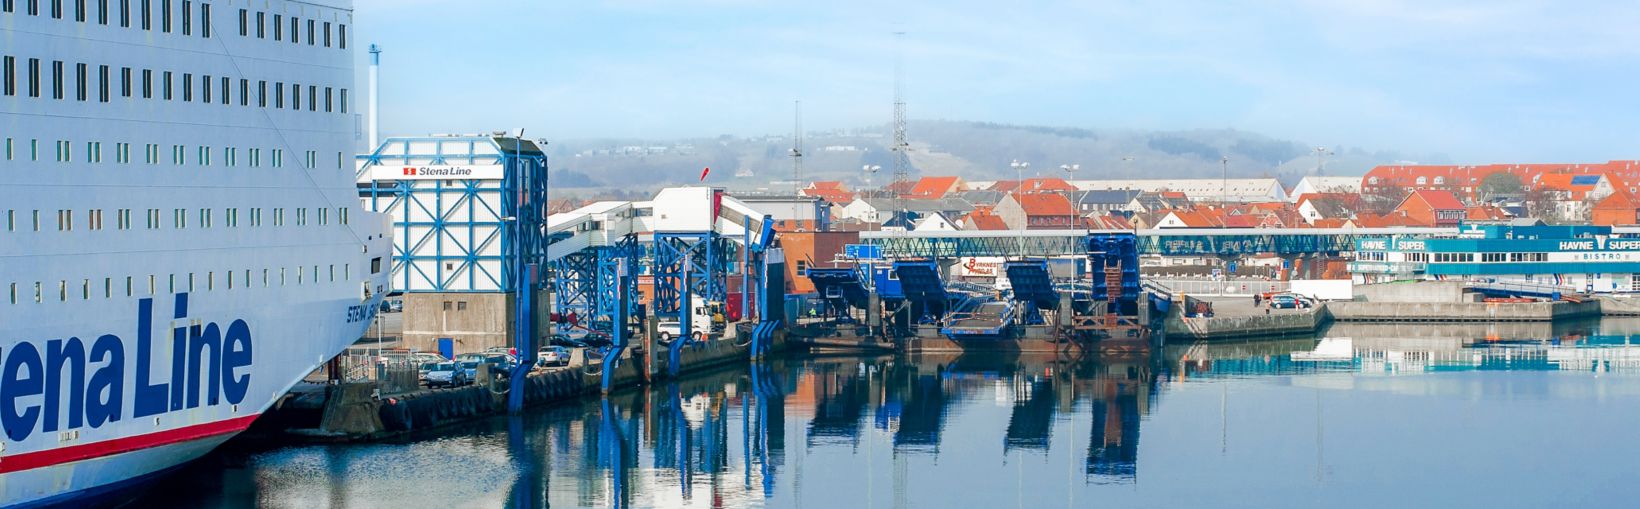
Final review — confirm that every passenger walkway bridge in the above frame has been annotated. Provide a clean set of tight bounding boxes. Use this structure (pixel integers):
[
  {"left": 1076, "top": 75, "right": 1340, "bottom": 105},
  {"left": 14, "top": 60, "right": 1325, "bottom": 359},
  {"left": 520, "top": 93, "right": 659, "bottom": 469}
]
[{"left": 860, "top": 227, "right": 1456, "bottom": 258}]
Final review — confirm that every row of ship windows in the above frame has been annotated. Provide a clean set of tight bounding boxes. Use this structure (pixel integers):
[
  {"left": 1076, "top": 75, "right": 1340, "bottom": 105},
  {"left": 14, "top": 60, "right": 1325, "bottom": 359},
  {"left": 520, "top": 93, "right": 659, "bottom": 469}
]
[
  {"left": 7, "top": 265, "right": 353, "bottom": 305},
  {"left": 0, "top": 55, "right": 349, "bottom": 114},
  {"left": 1, "top": 138, "right": 342, "bottom": 170},
  {"left": 0, "top": 0, "right": 348, "bottom": 50},
  {"left": 3, "top": 206, "right": 350, "bottom": 232},
  {"left": 1358, "top": 252, "right": 1551, "bottom": 263}
]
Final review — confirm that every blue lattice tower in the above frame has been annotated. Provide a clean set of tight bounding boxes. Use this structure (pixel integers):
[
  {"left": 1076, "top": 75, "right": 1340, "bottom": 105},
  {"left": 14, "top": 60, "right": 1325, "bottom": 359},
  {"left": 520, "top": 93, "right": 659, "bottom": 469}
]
[
  {"left": 551, "top": 251, "right": 598, "bottom": 324},
  {"left": 652, "top": 232, "right": 731, "bottom": 317},
  {"left": 595, "top": 236, "right": 641, "bottom": 335},
  {"left": 1087, "top": 233, "right": 1140, "bottom": 318}
]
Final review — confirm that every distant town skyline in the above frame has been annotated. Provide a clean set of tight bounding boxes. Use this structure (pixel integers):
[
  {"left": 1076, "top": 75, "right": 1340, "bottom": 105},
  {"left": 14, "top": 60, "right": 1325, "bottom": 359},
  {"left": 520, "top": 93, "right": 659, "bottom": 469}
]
[{"left": 354, "top": 0, "right": 1640, "bottom": 163}]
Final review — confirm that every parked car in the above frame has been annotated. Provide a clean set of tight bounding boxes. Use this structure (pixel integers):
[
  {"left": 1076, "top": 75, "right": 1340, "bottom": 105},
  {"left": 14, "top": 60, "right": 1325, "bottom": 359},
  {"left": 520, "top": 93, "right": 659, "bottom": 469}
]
[
  {"left": 379, "top": 298, "right": 404, "bottom": 313},
  {"left": 1269, "top": 294, "right": 1310, "bottom": 309},
  {"left": 423, "top": 362, "right": 468, "bottom": 387},
  {"left": 456, "top": 353, "right": 515, "bottom": 379},
  {"left": 537, "top": 346, "right": 571, "bottom": 368}
]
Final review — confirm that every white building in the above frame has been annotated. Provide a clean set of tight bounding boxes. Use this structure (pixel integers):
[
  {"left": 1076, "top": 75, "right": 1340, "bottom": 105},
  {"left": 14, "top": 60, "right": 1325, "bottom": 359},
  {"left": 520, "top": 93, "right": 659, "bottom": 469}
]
[
  {"left": 1071, "top": 179, "right": 1288, "bottom": 203},
  {"left": 1288, "top": 176, "right": 1363, "bottom": 201}
]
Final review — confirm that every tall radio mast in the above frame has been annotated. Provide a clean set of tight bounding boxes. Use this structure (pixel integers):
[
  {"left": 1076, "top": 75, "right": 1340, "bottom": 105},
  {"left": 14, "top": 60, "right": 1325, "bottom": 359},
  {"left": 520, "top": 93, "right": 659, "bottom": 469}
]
[
  {"left": 891, "top": 31, "right": 910, "bottom": 230},
  {"left": 790, "top": 100, "right": 804, "bottom": 229}
]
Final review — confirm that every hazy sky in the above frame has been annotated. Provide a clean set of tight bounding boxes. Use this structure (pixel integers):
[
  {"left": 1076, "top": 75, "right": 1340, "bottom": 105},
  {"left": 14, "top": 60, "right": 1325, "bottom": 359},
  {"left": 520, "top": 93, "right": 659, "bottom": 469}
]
[{"left": 353, "top": 0, "right": 1640, "bottom": 162}]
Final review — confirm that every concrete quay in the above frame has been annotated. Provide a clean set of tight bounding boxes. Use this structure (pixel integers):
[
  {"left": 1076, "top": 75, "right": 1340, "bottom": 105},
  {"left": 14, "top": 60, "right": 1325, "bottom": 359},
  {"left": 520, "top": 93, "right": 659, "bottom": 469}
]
[{"left": 282, "top": 334, "right": 782, "bottom": 442}]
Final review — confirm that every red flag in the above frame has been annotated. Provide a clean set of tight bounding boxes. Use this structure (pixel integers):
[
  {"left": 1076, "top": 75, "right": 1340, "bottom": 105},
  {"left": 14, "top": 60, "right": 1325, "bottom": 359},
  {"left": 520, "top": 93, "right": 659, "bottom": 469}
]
[{"left": 699, "top": 167, "right": 711, "bottom": 181}]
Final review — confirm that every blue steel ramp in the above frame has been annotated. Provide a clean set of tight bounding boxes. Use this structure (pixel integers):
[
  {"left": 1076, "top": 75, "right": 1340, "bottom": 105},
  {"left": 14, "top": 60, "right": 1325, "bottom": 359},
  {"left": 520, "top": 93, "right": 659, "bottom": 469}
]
[
  {"left": 1005, "top": 260, "right": 1059, "bottom": 310},
  {"left": 893, "top": 260, "right": 949, "bottom": 317},
  {"left": 805, "top": 268, "right": 872, "bottom": 310}
]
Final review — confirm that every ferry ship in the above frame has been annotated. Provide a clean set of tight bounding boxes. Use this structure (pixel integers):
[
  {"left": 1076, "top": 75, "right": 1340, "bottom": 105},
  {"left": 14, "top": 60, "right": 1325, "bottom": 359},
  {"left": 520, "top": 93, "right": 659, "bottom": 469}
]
[{"left": 0, "top": 1, "right": 390, "bottom": 506}]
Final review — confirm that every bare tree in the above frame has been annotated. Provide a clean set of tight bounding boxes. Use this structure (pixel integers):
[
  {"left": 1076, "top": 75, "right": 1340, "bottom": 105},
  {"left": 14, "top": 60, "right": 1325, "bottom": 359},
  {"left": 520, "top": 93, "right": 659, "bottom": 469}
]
[
  {"left": 1525, "top": 187, "right": 1562, "bottom": 223},
  {"left": 1361, "top": 183, "right": 1409, "bottom": 215}
]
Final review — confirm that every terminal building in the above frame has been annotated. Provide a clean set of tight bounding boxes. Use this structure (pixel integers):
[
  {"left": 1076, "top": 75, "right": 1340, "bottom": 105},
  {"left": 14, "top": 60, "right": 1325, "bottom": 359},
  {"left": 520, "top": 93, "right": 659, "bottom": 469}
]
[
  {"left": 357, "top": 134, "right": 549, "bottom": 353},
  {"left": 1349, "top": 221, "right": 1640, "bottom": 293}
]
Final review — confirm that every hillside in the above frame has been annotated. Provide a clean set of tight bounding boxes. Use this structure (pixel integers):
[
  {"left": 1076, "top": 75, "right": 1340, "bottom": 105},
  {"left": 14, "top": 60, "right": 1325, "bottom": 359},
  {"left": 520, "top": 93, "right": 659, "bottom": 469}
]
[{"left": 544, "top": 121, "right": 1446, "bottom": 196}]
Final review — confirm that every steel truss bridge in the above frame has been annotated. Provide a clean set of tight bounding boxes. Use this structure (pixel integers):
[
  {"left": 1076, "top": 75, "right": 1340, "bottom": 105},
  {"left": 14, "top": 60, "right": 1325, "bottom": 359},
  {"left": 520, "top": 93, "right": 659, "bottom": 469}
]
[{"left": 860, "top": 227, "right": 1459, "bottom": 258}]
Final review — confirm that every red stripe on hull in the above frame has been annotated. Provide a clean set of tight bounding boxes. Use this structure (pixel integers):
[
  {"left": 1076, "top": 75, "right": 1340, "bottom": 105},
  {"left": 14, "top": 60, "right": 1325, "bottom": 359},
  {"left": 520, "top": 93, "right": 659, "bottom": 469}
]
[{"left": 0, "top": 414, "right": 260, "bottom": 474}]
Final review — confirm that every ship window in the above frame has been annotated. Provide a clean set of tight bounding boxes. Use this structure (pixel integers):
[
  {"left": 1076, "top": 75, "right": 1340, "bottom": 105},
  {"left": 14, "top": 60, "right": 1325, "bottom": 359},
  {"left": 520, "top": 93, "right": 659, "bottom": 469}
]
[
  {"left": 140, "top": 0, "right": 149, "bottom": 30},
  {"left": 2, "top": 56, "right": 13, "bottom": 96},
  {"left": 201, "top": 74, "right": 211, "bottom": 103},
  {"left": 198, "top": 2, "right": 208, "bottom": 37},
  {"left": 8, "top": 283, "right": 14, "bottom": 305},
  {"left": 255, "top": 11, "right": 263, "bottom": 38},
  {"left": 306, "top": 19, "right": 314, "bottom": 46},
  {"left": 280, "top": 268, "right": 286, "bottom": 285},
  {"left": 318, "top": 208, "right": 327, "bottom": 225},
  {"left": 74, "top": 63, "right": 87, "bottom": 101},
  {"left": 239, "top": 79, "right": 247, "bottom": 105},
  {"left": 262, "top": 269, "right": 268, "bottom": 287},
  {"left": 119, "top": 0, "right": 128, "bottom": 27},
  {"left": 2, "top": 0, "right": 10, "bottom": 13},
  {"left": 291, "top": 82, "right": 299, "bottom": 110},
  {"left": 125, "top": 276, "right": 132, "bottom": 297},
  {"left": 289, "top": 16, "right": 297, "bottom": 44},
  {"left": 99, "top": 0, "right": 109, "bottom": 24},
  {"left": 219, "top": 76, "right": 227, "bottom": 104},
  {"left": 339, "top": 24, "right": 347, "bottom": 49},
  {"left": 160, "top": 0, "right": 169, "bottom": 33},
  {"left": 340, "top": 88, "right": 348, "bottom": 113},
  {"left": 324, "top": 86, "right": 332, "bottom": 112},
  {"left": 168, "top": 274, "right": 175, "bottom": 294},
  {"left": 104, "top": 278, "right": 110, "bottom": 298},
  {"left": 73, "top": 0, "right": 83, "bottom": 21},
  {"left": 323, "top": 21, "right": 331, "bottom": 47},
  {"left": 120, "top": 67, "right": 130, "bottom": 97},
  {"left": 257, "top": 80, "right": 266, "bottom": 107},
  {"left": 297, "top": 266, "right": 303, "bottom": 284},
  {"left": 50, "top": 0, "right": 59, "bottom": 18},
  {"left": 52, "top": 60, "right": 63, "bottom": 99},
  {"left": 329, "top": 264, "right": 335, "bottom": 282},
  {"left": 97, "top": 65, "right": 108, "bottom": 102},
  {"left": 241, "top": 8, "right": 249, "bottom": 37},
  {"left": 272, "top": 13, "right": 281, "bottom": 41},
  {"left": 340, "top": 207, "right": 348, "bottom": 225},
  {"left": 141, "top": 69, "right": 150, "bottom": 98},
  {"left": 59, "top": 280, "right": 67, "bottom": 302},
  {"left": 148, "top": 275, "right": 154, "bottom": 295},
  {"left": 27, "top": 58, "right": 39, "bottom": 98},
  {"left": 34, "top": 282, "right": 42, "bottom": 303},
  {"left": 82, "top": 279, "right": 89, "bottom": 300},
  {"left": 344, "top": 264, "right": 350, "bottom": 281},
  {"left": 29, "top": 139, "right": 36, "bottom": 161},
  {"left": 274, "top": 81, "right": 283, "bottom": 108},
  {"left": 225, "top": 271, "right": 231, "bottom": 289},
  {"left": 182, "top": 72, "right": 192, "bottom": 101},
  {"left": 188, "top": 273, "right": 194, "bottom": 292},
  {"left": 180, "top": 0, "right": 190, "bottom": 35},
  {"left": 307, "top": 85, "right": 315, "bottom": 111},
  {"left": 3, "top": 138, "right": 10, "bottom": 160}
]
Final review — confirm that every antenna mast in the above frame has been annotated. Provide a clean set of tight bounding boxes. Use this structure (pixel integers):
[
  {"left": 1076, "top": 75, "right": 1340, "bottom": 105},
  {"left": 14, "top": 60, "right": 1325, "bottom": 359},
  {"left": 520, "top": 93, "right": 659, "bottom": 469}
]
[{"left": 891, "top": 31, "right": 910, "bottom": 231}]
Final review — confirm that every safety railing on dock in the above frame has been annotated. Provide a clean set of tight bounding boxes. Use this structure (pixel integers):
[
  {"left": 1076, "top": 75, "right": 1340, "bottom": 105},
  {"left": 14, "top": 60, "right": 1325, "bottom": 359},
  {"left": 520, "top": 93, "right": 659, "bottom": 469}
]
[{"left": 1144, "top": 278, "right": 1289, "bottom": 296}]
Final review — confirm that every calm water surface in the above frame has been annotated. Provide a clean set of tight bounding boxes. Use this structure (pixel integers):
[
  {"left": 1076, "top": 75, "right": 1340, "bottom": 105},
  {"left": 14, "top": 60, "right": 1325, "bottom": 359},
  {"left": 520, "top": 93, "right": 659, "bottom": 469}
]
[{"left": 136, "top": 319, "right": 1640, "bottom": 508}]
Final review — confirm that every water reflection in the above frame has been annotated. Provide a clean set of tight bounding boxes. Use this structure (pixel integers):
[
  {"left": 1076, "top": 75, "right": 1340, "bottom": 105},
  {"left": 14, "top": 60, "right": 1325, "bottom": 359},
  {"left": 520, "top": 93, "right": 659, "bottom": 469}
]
[{"left": 134, "top": 317, "right": 1640, "bottom": 508}]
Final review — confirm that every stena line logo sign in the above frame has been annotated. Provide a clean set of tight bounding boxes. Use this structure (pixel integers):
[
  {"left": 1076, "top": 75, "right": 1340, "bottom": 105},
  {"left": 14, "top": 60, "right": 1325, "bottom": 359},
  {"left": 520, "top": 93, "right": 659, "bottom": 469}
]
[
  {"left": 372, "top": 164, "right": 504, "bottom": 181},
  {"left": 0, "top": 293, "right": 252, "bottom": 443}
]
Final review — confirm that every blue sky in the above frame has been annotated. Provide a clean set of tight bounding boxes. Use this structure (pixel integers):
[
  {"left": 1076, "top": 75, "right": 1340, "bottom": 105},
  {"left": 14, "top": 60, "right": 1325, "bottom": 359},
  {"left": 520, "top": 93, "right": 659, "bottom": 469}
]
[{"left": 353, "top": 0, "right": 1640, "bottom": 162}]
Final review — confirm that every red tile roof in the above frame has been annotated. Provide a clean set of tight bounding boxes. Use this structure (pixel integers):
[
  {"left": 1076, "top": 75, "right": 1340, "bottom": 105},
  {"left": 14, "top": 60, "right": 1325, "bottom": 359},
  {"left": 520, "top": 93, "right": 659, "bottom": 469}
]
[
  {"left": 1410, "top": 189, "right": 1464, "bottom": 209},
  {"left": 962, "top": 210, "right": 1009, "bottom": 230},
  {"left": 1015, "top": 193, "right": 1075, "bottom": 216},
  {"left": 908, "top": 176, "right": 963, "bottom": 199}
]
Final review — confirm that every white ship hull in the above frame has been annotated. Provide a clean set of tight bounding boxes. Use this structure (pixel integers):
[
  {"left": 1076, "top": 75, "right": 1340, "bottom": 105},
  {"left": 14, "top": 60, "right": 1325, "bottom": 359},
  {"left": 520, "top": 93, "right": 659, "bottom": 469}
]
[{"left": 1, "top": 0, "right": 388, "bottom": 505}]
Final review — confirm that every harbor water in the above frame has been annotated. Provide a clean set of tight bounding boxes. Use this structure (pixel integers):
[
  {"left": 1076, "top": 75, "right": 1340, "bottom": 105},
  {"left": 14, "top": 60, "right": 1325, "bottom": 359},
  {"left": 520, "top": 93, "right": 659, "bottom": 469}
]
[{"left": 134, "top": 318, "right": 1640, "bottom": 508}]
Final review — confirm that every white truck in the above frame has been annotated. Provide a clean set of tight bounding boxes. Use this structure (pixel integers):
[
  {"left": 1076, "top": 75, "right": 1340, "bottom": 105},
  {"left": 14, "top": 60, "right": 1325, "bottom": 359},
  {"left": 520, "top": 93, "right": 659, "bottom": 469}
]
[{"left": 655, "top": 299, "right": 725, "bottom": 343}]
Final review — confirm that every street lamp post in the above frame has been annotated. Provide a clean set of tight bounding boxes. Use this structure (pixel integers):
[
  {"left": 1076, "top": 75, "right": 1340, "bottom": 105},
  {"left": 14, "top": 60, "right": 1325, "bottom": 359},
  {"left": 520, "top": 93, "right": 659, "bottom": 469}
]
[
  {"left": 1220, "top": 156, "right": 1229, "bottom": 205},
  {"left": 1010, "top": 159, "right": 1030, "bottom": 257},
  {"left": 1060, "top": 163, "right": 1081, "bottom": 216},
  {"left": 862, "top": 164, "right": 881, "bottom": 198}
]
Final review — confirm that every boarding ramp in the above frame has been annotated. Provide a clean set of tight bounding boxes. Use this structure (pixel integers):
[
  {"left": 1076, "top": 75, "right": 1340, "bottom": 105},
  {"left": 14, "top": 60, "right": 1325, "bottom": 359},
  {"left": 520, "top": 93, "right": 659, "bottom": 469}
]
[
  {"left": 893, "top": 260, "right": 949, "bottom": 319},
  {"left": 1469, "top": 281, "right": 1582, "bottom": 300},
  {"left": 805, "top": 268, "right": 873, "bottom": 311},
  {"left": 1004, "top": 260, "right": 1059, "bottom": 310},
  {"left": 941, "top": 301, "right": 1018, "bottom": 338}
]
